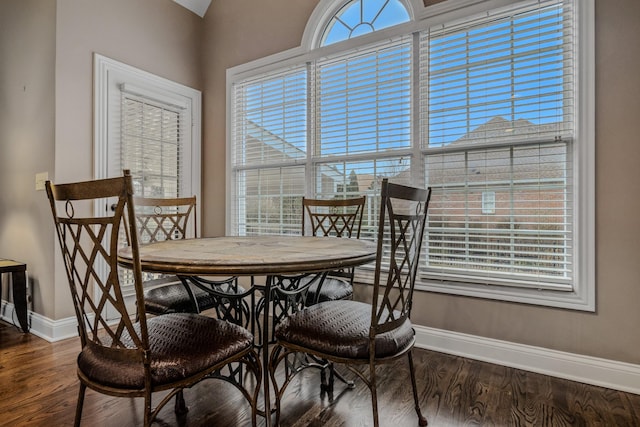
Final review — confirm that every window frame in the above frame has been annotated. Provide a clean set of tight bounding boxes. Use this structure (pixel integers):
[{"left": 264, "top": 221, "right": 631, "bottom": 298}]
[
  {"left": 95, "top": 54, "right": 202, "bottom": 207},
  {"left": 226, "top": 0, "right": 595, "bottom": 311}
]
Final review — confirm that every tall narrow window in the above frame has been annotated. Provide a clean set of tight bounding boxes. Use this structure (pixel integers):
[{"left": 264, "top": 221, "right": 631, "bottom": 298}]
[
  {"left": 422, "top": 1, "right": 574, "bottom": 291},
  {"left": 94, "top": 54, "right": 202, "bottom": 311},
  {"left": 313, "top": 35, "right": 413, "bottom": 239}
]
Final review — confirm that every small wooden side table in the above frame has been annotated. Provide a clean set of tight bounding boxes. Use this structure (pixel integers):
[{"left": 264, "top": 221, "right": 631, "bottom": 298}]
[{"left": 0, "top": 259, "right": 29, "bottom": 333}]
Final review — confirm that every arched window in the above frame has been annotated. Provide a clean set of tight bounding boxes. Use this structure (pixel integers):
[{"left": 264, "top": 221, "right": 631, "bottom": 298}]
[{"left": 321, "top": 0, "right": 410, "bottom": 46}]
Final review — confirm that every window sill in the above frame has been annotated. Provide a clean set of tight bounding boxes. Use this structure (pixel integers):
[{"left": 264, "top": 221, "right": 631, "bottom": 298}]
[{"left": 354, "top": 268, "right": 594, "bottom": 311}]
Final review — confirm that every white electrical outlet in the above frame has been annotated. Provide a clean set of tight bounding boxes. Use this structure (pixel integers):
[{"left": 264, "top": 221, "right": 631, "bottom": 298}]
[{"left": 35, "top": 172, "right": 48, "bottom": 191}]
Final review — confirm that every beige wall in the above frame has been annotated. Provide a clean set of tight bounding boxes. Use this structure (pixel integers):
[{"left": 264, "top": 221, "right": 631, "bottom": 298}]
[
  {"left": 202, "top": 0, "right": 640, "bottom": 365},
  {"left": 0, "top": 0, "right": 203, "bottom": 320},
  {"left": 200, "top": 0, "right": 319, "bottom": 236},
  {"left": 55, "top": 0, "right": 203, "bottom": 184},
  {"left": 0, "top": 0, "right": 56, "bottom": 319}
]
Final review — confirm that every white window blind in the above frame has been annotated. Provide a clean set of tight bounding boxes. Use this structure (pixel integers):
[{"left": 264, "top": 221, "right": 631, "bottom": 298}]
[
  {"left": 421, "top": 0, "right": 574, "bottom": 290},
  {"left": 314, "top": 36, "right": 412, "bottom": 157},
  {"left": 121, "top": 92, "right": 185, "bottom": 198},
  {"left": 423, "top": 0, "right": 573, "bottom": 147},
  {"left": 119, "top": 91, "right": 188, "bottom": 286},
  {"left": 308, "top": 35, "right": 413, "bottom": 246}
]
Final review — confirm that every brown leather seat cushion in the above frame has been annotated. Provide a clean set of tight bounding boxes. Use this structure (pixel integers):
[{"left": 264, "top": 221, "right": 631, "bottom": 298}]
[
  {"left": 305, "top": 277, "right": 353, "bottom": 304},
  {"left": 275, "top": 300, "right": 414, "bottom": 359},
  {"left": 77, "top": 313, "right": 253, "bottom": 389},
  {"left": 144, "top": 281, "right": 217, "bottom": 314}
]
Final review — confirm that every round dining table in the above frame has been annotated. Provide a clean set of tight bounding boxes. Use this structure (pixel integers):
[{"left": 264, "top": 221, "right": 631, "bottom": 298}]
[
  {"left": 118, "top": 235, "right": 377, "bottom": 276},
  {"left": 118, "top": 235, "right": 377, "bottom": 426}
]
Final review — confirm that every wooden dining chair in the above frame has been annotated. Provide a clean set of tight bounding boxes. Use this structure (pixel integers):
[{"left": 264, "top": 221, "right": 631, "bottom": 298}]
[
  {"left": 133, "top": 196, "right": 245, "bottom": 320},
  {"left": 46, "top": 171, "right": 261, "bottom": 427},
  {"left": 301, "top": 195, "right": 366, "bottom": 304},
  {"left": 269, "top": 179, "right": 431, "bottom": 427}
]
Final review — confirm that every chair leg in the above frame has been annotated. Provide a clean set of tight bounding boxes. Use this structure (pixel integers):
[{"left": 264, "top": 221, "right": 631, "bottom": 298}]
[
  {"left": 143, "top": 389, "right": 152, "bottom": 427},
  {"left": 322, "top": 363, "right": 335, "bottom": 399},
  {"left": 174, "top": 389, "right": 188, "bottom": 415},
  {"left": 250, "top": 360, "right": 261, "bottom": 427},
  {"left": 407, "top": 351, "right": 428, "bottom": 426},
  {"left": 269, "top": 346, "right": 283, "bottom": 427},
  {"left": 369, "top": 362, "right": 379, "bottom": 427},
  {"left": 74, "top": 383, "right": 86, "bottom": 427},
  {"left": 320, "top": 361, "right": 354, "bottom": 395},
  {"left": 320, "top": 365, "right": 328, "bottom": 392}
]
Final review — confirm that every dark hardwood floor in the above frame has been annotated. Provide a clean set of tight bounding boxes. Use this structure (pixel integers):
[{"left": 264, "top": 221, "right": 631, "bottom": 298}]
[{"left": 1, "top": 319, "right": 639, "bottom": 426}]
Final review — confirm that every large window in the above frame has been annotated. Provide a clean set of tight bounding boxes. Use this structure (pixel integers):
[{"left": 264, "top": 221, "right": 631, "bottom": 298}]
[{"left": 228, "top": 0, "right": 594, "bottom": 310}]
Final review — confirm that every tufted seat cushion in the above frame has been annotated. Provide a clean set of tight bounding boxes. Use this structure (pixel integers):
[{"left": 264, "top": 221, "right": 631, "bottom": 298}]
[
  {"left": 275, "top": 300, "right": 414, "bottom": 359},
  {"left": 305, "top": 277, "right": 353, "bottom": 305},
  {"left": 77, "top": 313, "right": 253, "bottom": 389}
]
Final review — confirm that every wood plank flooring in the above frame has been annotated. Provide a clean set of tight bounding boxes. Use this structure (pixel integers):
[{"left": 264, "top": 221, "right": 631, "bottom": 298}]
[{"left": 1, "top": 320, "right": 639, "bottom": 426}]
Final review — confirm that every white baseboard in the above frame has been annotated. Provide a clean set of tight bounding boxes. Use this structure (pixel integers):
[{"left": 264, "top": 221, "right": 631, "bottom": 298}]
[
  {"left": 414, "top": 325, "right": 640, "bottom": 396},
  {"left": 29, "top": 311, "right": 79, "bottom": 342},
  {"left": 3, "top": 299, "right": 639, "bottom": 395},
  {"left": 1, "top": 300, "right": 78, "bottom": 342}
]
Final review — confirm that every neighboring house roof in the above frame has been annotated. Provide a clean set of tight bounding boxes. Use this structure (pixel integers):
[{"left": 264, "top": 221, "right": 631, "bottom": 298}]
[
  {"left": 245, "top": 119, "right": 306, "bottom": 159},
  {"left": 453, "top": 116, "right": 560, "bottom": 145},
  {"left": 244, "top": 120, "right": 344, "bottom": 181},
  {"left": 356, "top": 174, "right": 376, "bottom": 192}
]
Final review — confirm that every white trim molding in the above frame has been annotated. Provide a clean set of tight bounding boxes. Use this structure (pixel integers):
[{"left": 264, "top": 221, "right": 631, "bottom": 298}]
[{"left": 414, "top": 325, "right": 640, "bottom": 396}]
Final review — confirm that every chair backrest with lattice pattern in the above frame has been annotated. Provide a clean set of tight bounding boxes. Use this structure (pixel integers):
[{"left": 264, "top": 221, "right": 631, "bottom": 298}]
[
  {"left": 371, "top": 179, "right": 431, "bottom": 336},
  {"left": 133, "top": 196, "right": 197, "bottom": 244},
  {"left": 46, "top": 171, "right": 148, "bottom": 356},
  {"left": 302, "top": 196, "right": 366, "bottom": 239}
]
